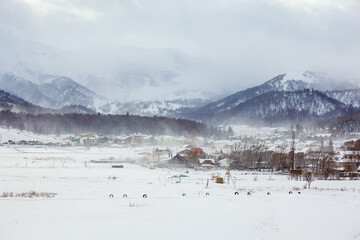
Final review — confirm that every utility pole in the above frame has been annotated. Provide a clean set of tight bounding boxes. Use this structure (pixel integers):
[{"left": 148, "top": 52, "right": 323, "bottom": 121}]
[{"left": 290, "top": 126, "right": 296, "bottom": 170}]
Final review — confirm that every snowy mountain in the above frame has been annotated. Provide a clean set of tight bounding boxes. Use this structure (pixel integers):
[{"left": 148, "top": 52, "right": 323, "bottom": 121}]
[
  {"left": 99, "top": 98, "right": 210, "bottom": 117},
  {"left": 0, "top": 40, "right": 223, "bottom": 116},
  {"left": 2, "top": 69, "right": 358, "bottom": 125},
  {"left": 1, "top": 41, "right": 359, "bottom": 124},
  {"left": 208, "top": 89, "right": 355, "bottom": 125},
  {"left": 0, "top": 73, "right": 211, "bottom": 117},
  {"left": 0, "top": 74, "right": 107, "bottom": 110},
  {"left": 325, "top": 89, "right": 360, "bottom": 108},
  {"left": 1, "top": 41, "right": 222, "bottom": 102},
  {"left": 0, "top": 89, "right": 95, "bottom": 115},
  {"left": 187, "top": 72, "right": 358, "bottom": 122},
  {"left": 0, "top": 89, "right": 41, "bottom": 113},
  {"left": 0, "top": 74, "right": 55, "bottom": 107}
]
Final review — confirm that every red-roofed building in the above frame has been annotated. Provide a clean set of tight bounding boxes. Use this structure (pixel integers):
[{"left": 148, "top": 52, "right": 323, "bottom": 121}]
[{"left": 190, "top": 148, "right": 204, "bottom": 154}]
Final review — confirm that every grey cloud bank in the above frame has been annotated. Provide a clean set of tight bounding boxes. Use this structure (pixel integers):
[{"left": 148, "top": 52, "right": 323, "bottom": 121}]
[{"left": 0, "top": 0, "right": 359, "bottom": 100}]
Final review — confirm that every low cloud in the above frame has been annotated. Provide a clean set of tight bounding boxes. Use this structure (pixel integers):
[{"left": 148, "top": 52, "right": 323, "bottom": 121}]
[{"left": 0, "top": 0, "right": 359, "bottom": 99}]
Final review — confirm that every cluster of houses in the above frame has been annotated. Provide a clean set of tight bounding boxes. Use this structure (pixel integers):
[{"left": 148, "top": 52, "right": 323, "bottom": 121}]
[
  {"left": 69, "top": 133, "right": 193, "bottom": 147},
  {"left": 2, "top": 128, "right": 359, "bottom": 178},
  {"left": 66, "top": 131, "right": 360, "bottom": 177},
  {"left": 149, "top": 146, "right": 221, "bottom": 170},
  {"left": 147, "top": 141, "right": 360, "bottom": 179}
]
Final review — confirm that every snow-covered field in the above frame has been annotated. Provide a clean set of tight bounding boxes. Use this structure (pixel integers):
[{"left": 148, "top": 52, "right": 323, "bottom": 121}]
[
  {"left": 1, "top": 145, "right": 360, "bottom": 240},
  {"left": 0, "top": 128, "right": 62, "bottom": 143}
]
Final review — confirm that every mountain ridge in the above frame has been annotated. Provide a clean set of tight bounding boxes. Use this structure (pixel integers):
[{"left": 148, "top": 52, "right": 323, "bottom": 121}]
[
  {"left": 1, "top": 71, "right": 359, "bottom": 126},
  {"left": 208, "top": 89, "right": 355, "bottom": 125}
]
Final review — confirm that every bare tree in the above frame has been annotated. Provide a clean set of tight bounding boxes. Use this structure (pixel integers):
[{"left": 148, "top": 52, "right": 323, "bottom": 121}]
[
  {"left": 270, "top": 144, "right": 288, "bottom": 171},
  {"left": 230, "top": 141, "right": 249, "bottom": 169},
  {"left": 304, "top": 171, "right": 314, "bottom": 189},
  {"left": 288, "top": 126, "right": 296, "bottom": 170}
]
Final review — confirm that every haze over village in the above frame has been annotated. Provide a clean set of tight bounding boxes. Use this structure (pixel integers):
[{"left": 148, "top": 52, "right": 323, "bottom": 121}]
[{"left": 0, "top": 0, "right": 360, "bottom": 240}]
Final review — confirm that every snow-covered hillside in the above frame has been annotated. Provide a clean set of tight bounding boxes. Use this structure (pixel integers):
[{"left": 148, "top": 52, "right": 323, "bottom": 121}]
[
  {"left": 0, "top": 41, "right": 224, "bottom": 116},
  {"left": 207, "top": 89, "right": 352, "bottom": 125},
  {"left": 1, "top": 43, "right": 359, "bottom": 123},
  {"left": 325, "top": 89, "right": 360, "bottom": 108},
  {"left": 0, "top": 72, "right": 213, "bottom": 117},
  {"left": 0, "top": 89, "right": 45, "bottom": 114},
  {"left": 0, "top": 74, "right": 107, "bottom": 110},
  {"left": 0, "top": 41, "right": 220, "bottom": 102},
  {"left": 187, "top": 72, "right": 359, "bottom": 124},
  {"left": 194, "top": 72, "right": 355, "bottom": 118},
  {"left": 100, "top": 98, "right": 210, "bottom": 117},
  {"left": 0, "top": 127, "right": 61, "bottom": 143}
]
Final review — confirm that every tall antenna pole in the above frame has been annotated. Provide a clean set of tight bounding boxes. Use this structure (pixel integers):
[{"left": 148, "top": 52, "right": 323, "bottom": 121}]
[{"left": 291, "top": 126, "right": 296, "bottom": 170}]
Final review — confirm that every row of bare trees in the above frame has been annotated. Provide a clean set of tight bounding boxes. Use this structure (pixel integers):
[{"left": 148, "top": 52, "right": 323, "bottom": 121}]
[
  {"left": 228, "top": 138, "right": 360, "bottom": 181},
  {"left": 228, "top": 140, "right": 337, "bottom": 172}
]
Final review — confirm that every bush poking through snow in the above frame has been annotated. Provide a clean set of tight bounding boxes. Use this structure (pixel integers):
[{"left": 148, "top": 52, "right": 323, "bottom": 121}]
[
  {"left": 1, "top": 191, "right": 57, "bottom": 198},
  {"left": 1, "top": 192, "right": 14, "bottom": 198}
]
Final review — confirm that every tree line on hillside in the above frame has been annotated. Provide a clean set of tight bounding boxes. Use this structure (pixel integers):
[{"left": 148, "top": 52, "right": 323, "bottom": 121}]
[
  {"left": 311, "top": 111, "right": 360, "bottom": 137},
  {"left": 0, "top": 110, "right": 229, "bottom": 138}
]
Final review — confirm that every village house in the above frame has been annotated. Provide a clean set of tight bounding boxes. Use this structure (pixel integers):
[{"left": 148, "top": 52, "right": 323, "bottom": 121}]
[
  {"left": 80, "top": 137, "right": 98, "bottom": 146},
  {"left": 131, "top": 133, "right": 147, "bottom": 144},
  {"left": 152, "top": 148, "right": 173, "bottom": 162},
  {"left": 199, "top": 158, "right": 215, "bottom": 170},
  {"left": 159, "top": 154, "right": 191, "bottom": 169}
]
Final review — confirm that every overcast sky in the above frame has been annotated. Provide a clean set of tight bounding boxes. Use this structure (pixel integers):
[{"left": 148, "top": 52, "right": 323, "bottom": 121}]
[{"left": 0, "top": 0, "right": 359, "bottom": 99}]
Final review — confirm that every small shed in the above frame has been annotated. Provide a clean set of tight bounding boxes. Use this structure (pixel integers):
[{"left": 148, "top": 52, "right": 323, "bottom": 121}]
[{"left": 169, "top": 174, "right": 189, "bottom": 183}]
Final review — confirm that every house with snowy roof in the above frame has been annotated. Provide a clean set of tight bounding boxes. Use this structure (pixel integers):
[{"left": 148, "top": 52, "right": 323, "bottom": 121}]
[
  {"left": 199, "top": 158, "right": 215, "bottom": 169},
  {"left": 158, "top": 154, "right": 192, "bottom": 169}
]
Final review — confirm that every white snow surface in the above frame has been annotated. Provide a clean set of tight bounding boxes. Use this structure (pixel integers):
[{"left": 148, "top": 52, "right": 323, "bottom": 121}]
[
  {"left": 0, "top": 128, "right": 61, "bottom": 143},
  {"left": 283, "top": 71, "right": 318, "bottom": 84},
  {"left": 0, "top": 145, "right": 359, "bottom": 240}
]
